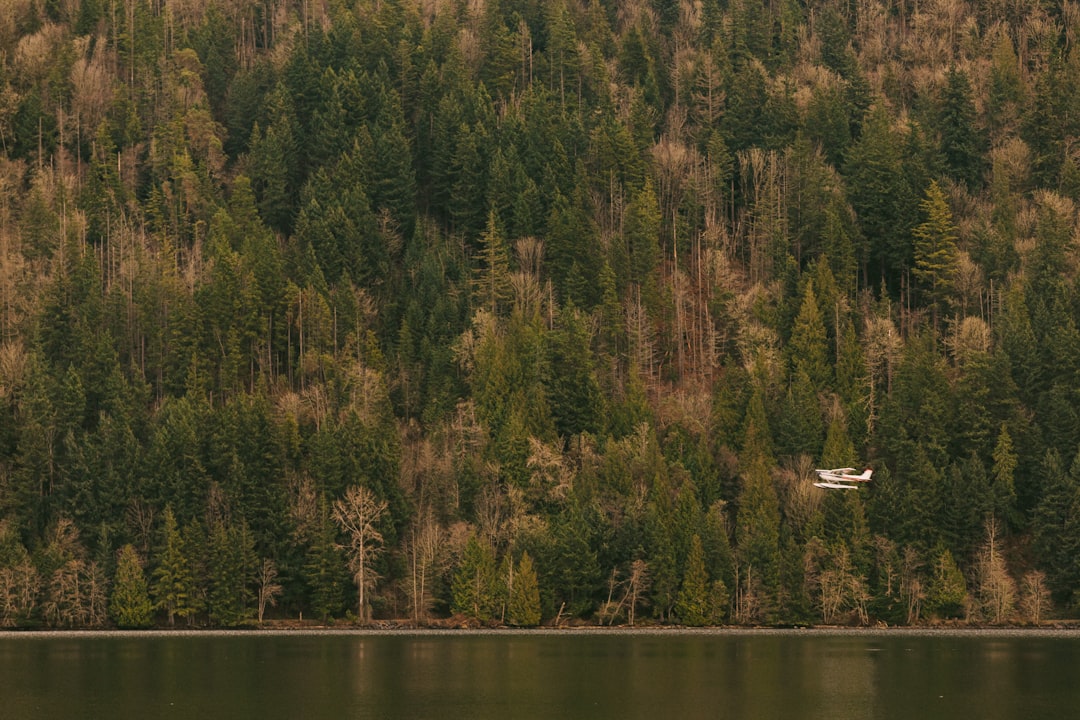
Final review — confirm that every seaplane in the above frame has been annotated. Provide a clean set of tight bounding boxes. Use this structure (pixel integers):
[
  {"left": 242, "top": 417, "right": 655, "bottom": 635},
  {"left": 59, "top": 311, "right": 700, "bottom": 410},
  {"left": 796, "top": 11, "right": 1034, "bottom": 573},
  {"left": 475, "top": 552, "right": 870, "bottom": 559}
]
[{"left": 813, "top": 467, "right": 873, "bottom": 490}]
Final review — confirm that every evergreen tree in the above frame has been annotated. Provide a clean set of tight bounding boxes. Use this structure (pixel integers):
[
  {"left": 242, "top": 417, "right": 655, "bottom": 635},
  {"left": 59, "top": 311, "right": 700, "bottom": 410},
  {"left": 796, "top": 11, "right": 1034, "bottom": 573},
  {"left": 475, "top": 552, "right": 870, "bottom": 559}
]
[
  {"left": 912, "top": 181, "right": 959, "bottom": 325},
  {"left": 508, "top": 552, "right": 542, "bottom": 627},
  {"left": 305, "top": 509, "right": 350, "bottom": 622},
  {"left": 207, "top": 522, "right": 256, "bottom": 627},
  {"left": 990, "top": 425, "right": 1019, "bottom": 529},
  {"left": 111, "top": 544, "right": 153, "bottom": 629},
  {"left": 844, "top": 105, "right": 918, "bottom": 289},
  {"left": 938, "top": 67, "right": 984, "bottom": 190},
  {"left": 734, "top": 454, "right": 781, "bottom": 621},
  {"left": 624, "top": 180, "right": 663, "bottom": 311},
  {"left": 1033, "top": 451, "right": 1080, "bottom": 606},
  {"left": 451, "top": 534, "right": 498, "bottom": 622},
  {"left": 151, "top": 508, "right": 197, "bottom": 627},
  {"left": 546, "top": 303, "right": 603, "bottom": 439},
  {"left": 776, "top": 368, "right": 824, "bottom": 459},
  {"left": 675, "top": 535, "right": 711, "bottom": 626},
  {"left": 923, "top": 547, "right": 968, "bottom": 620},
  {"left": 821, "top": 409, "right": 857, "bottom": 469},
  {"left": 472, "top": 209, "right": 513, "bottom": 316},
  {"left": 789, "top": 279, "right": 831, "bottom": 388},
  {"left": 544, "top": 500, "right": 604, "bottom": 618}
]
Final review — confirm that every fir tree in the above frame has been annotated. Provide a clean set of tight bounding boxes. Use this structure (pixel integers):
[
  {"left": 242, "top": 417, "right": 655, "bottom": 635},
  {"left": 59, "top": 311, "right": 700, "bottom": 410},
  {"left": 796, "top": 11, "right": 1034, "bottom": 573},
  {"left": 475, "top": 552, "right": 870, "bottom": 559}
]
[
  {"left": 151, "top": 508, "right": 197, "bottom": 627},
  {"left": 923, "top": 547, "right": 968, "bottom": 620},
  {"left": 938, "top": 67, "right": 984, "bottom": 190},
  {"left": 675, "top": 535, "right": 711, "bottom": 626},
  {"left": 111, "top": 544, "right": 153, "bottom": 629},
  {"left": 912, "top": 181, "right": 959, "bottom": 326},
  {"left": 452, "top": 534, "right": 498, "bottom": 622},
  {"left": 508, "top": 552, "right": 542, "bottom": 627}
]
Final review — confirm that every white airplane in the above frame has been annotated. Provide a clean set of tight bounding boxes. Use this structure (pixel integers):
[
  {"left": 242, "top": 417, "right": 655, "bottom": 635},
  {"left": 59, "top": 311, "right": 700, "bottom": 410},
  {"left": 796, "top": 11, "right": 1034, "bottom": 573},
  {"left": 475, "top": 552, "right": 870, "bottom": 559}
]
[{"left": 813, "top": 467, "right": 873, "bottom": 490}]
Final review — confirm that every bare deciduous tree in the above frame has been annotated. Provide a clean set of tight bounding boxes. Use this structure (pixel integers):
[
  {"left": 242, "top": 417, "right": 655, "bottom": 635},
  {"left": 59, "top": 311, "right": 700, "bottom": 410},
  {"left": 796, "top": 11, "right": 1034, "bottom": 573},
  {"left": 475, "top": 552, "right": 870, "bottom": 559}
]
[
  {"left": 599, "top": 559, "right": 651, "bottom": 626},
  {"left": 975, "top": 517, "right": 1016, "bottom": 624},
  {"left": 0, "top": 560, "right": 40, "bottom": 626},
  {"left": 404, "top": 509, "right": 446, "bottom": 622},
  {"left": 1020, "top": 570, "right": 1051, "bottom": 625},
  {"left": 900, "top": 545, "right": 925, "bottom": 625},
  {"left": 257, "top": 559, "right": 283, "bottom": 623},
  {"left": 332, "top": 485, "right": 388, "bottom": 623}
]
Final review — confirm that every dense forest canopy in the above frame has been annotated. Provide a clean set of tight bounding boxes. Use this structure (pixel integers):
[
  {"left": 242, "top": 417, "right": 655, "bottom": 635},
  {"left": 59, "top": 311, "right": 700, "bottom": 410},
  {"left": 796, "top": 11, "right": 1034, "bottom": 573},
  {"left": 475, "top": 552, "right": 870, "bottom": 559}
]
[{"left": 1, "top": 0, "right": 1079, "bottom": 627}]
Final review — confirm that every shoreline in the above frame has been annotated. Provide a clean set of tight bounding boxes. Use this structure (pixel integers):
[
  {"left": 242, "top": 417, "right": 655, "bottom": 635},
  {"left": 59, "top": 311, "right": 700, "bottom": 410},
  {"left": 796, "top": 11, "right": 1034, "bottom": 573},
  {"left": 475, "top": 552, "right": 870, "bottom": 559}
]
[{"left": 3, "top": 624, "right": 1080, "bottom": 639}]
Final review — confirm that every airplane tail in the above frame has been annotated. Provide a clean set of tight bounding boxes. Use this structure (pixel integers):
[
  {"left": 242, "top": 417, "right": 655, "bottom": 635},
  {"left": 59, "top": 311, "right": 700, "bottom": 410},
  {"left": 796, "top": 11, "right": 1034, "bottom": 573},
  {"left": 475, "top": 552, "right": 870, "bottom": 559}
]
[{"left": 858, "top": 468, "right": 873, "bottom": 480}]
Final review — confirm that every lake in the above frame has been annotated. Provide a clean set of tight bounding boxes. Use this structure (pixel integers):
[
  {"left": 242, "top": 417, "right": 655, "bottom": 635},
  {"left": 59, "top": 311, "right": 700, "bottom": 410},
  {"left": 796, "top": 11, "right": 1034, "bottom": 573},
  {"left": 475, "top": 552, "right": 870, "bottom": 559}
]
[{"left": 1, "top": 629, "right": 1077, "bottom": 719}]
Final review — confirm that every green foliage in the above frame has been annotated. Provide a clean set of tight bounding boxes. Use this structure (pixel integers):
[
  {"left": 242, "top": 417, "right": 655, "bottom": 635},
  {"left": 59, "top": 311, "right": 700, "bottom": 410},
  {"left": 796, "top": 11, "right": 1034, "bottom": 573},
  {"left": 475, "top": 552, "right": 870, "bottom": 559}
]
[
  {"left": 937, "top": 67, "right": 985, "bottom": 190},
  {"left": 206, "top": 521, "right": 257, "bottom": 627},
  {"left": 508, "top": 552, "right": 542, "bottom": 627},
  {"left": 1033, "top": 451, "right": 1080, "bottom": 606},
  {"left": 5, "top": 0, "right": 1080, "bottom": 630},
  {"left": 111, "top": 544, "right": 152, "bottom": 629},
  {"left": 924, "top": 547, "right": 968, "bottom": 620},
  {"left": 844, "top": 105, "right": 918, "bottom": 288},
  {"left": 305, "top": 510, "right": 350, "bottom": 622},
  {"left": 912, "top": 181, "right": 959, "bottom": 321},
  {"left": 546, "top": 303, "right": 604, "bottom": 439},
  {"left": 151, "top": 508, "right": 198, "bottom": 626},
  {"left": 735, "top": 455, "right": 782, "bottom": 619},
  {"left": 675, "top": 535, "right": 714, "bottom": 626},
  {"left": 451, "top": 534, "right": 499, "bottom": 622}
]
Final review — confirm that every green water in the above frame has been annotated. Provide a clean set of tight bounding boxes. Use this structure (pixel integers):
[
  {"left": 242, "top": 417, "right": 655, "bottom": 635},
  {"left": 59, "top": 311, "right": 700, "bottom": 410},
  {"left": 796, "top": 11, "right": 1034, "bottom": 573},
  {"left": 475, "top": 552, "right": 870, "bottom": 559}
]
[{"left": 1, "top": 630, "right": 1077, "bottom": 719}]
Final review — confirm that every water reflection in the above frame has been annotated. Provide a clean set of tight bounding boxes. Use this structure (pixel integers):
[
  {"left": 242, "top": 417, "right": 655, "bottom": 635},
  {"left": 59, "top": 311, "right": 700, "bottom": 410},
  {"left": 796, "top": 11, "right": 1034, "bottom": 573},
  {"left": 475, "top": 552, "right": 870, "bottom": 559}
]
[{"left": 1, "top": 631, "right": 1079, "bottom": 719}]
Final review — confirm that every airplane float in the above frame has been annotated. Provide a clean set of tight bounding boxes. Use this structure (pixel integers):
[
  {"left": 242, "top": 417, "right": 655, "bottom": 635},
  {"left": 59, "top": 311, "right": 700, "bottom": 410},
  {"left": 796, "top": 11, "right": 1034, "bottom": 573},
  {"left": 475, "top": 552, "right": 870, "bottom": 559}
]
[{"left": 813, "top": 467, "right": 873, "bottom": 490}]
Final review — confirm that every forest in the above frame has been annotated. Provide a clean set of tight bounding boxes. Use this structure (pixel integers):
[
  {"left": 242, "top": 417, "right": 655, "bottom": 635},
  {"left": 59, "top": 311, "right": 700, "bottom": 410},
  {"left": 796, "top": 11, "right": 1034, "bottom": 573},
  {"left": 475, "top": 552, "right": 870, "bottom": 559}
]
[{"left": 1, "top": 0, "right": 1080, "bottom": 629}]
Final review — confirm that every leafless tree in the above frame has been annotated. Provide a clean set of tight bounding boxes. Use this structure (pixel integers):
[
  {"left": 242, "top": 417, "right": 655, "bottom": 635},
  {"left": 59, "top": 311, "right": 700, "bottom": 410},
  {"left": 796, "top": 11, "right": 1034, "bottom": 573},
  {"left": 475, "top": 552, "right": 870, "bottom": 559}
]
[
  {"left": 900, "top": 545, "right": 925, "bottom": 625},
  {"left": 404, "top": 509, "right": 446, "bottom": 622},
  {"left": 257, "top": 559, "right": 283, "bottom": 623},
  {"left": 599, "top": 559, "right": 651, "bottom": 626},
  {"left": 0, "top": 560, "right": 40, "bottom": 626},
  {"left": 126, "top": 498, "right": 156, "bottom": 557},
  {"left": 332, "top": 485, "right": 388, "bottom": 623},
  {"left": 734, "top": 563, "right": 764, "bottom": 625},
  {"left": 43, "top": 559, "right": 107, "bottom": 628},
  {"left": 975, "top": 517, "right": 1016, "bottom": 623},
  {"left": 1019, "top": 570, "right": 1051, "bottom": 625}
]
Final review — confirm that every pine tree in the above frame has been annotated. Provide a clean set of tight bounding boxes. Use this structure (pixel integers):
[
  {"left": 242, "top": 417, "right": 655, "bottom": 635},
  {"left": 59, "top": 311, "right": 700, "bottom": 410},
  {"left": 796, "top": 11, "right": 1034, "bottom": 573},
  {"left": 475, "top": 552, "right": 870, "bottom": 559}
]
[
  {"left": 789, "top": 279, "right": 831, "bottom": 388},
  {"left": 938, "top": 67, "right": 984, "bottom": 190},
  {"left": 508, "top": 551, "right": 542, "bottom": 627},
  {"left": 675, "top": 535, "right": 711, "bottom": 626},
  {"left": 207, "top": 522, "right": 256, "bottom": 627},
  {"left": 912, "top": 181, "right": 959, "bottom": 326},
  {"left": 735, "top": 453, "right": 781, "bottom": 621},
  {"left": 151, "top": 508, "right": 197, "bottom": 627},
  {"left": 923, "top": 547, "right": 968, "bottom": 620},
  {"left": 624, "top": 180, "right": 662, "bottom": 311},
  {"left": 546, "top": 303, "right": 603, "bottom": 438},
  {"left": 990, "top": 425, "right": 1019, "bottom": 529},
  {"left": 776, "top": 368, "right": 824, "bottom": 459},
  {"left": 305, "top": 509, "right": 349, "bottom": 622},
  {"left": 1033, "top": 451, "right": 1080, "bottom": 605},
  {"left": 844, "top": 105, "right": 918, "bottom": 288},
  {"left": 111, "top": 544, "right": 153, "bottom": 629},
  {"left": 452, "top": 534, "right": 498, "bottom": 622},
  {"left": 821, "top": 408, "right": 857, "bottom": 469},
  {"left": 472, "top": 209, "right": 513, "bottom": 317}
]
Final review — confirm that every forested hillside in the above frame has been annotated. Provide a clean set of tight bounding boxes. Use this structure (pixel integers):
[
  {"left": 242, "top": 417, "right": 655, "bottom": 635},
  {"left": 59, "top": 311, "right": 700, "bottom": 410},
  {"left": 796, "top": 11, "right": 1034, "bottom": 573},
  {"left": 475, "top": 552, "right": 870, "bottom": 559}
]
[{"left": 1, "top": 0, "right": 1078, "bottom": 628}]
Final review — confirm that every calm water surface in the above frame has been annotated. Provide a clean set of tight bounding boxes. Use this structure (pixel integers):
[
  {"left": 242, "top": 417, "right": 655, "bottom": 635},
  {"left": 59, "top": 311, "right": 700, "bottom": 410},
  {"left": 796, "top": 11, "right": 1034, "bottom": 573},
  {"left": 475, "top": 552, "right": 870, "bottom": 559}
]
[{"left": 1, "top": 629, "right": 1077, "bottom": 719}]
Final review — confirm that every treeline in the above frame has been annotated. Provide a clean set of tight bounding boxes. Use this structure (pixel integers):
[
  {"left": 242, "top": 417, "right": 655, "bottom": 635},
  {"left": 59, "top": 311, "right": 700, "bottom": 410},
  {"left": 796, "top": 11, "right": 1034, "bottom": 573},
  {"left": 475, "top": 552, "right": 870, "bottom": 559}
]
[{"left": 1, "top": 0, "right": 1079, "bottom": 628}]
